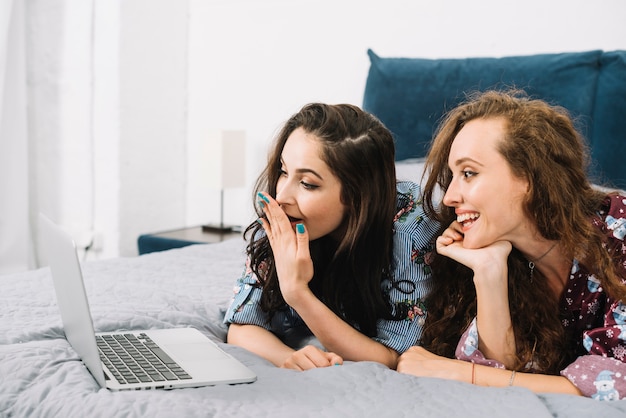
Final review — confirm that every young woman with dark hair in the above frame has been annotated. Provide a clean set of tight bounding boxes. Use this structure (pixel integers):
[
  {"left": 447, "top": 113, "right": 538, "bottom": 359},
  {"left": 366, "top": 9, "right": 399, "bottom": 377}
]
[{"left": 224, "top": 103, "right": 438, "bottom": 370}]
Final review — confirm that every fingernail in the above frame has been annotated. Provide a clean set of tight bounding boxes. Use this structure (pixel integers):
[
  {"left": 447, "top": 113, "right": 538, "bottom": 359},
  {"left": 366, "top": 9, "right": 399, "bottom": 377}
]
[
  {"left": 257, "top": 200, "right": 265, "bottom": 208},
  {"left": 334, "top": 363, "right": 341, "bottom": 366},
  {"left": 296, "top": 223, "right": 305, "bottom": 234},
  {"left": 257, "top": 192, "right": 270, "bottom": 204},
  {"left": 256, "top": 218, "right": 263, "bottom": 225}
]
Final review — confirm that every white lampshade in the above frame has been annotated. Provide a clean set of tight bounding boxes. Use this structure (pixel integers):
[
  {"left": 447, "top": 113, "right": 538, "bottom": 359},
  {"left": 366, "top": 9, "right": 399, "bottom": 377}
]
[
  {"left": 186, "top": 129, "right": 247, "bottom": 229},
  {"left": 199, "top": 129, "right": 246, "bottom": 190},
  {"left": 218, "top": 130, "right": 246, "bottom": 189}
]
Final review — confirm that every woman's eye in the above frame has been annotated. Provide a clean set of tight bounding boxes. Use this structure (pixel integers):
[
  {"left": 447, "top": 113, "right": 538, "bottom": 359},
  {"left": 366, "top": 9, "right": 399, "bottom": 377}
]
[
  {"left": 462, "top": 170, "right": 477, "bottom": 179},
  {"left": 300, "top": 181, "right": 319, "bottom": 190},
  {"left": 279, "top": 168, "right": 287, "bottom": 176}
]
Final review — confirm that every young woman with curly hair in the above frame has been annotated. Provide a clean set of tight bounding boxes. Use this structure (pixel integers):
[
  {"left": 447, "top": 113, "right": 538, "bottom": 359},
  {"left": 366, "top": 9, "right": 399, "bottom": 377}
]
[{"left": 397, "top": 90, "right": 626, "bottom": 400}]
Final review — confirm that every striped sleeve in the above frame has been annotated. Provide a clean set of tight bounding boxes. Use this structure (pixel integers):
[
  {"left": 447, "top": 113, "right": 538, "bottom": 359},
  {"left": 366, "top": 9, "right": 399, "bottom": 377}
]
[
  {"left": 373, "top": 181, "right": 440, "bottom": 353},
  {"left": 223, "top": 259, "right": 272, "bottom": 329}
]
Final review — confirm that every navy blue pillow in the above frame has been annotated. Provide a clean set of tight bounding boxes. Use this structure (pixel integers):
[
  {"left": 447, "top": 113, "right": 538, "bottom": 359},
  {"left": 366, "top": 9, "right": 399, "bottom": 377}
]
[
  {"left": 363, "top": 49, "right": 603, "bottom": 162},
  {"left": 589, "top": 51, "right": 626, "bottom": 189}
]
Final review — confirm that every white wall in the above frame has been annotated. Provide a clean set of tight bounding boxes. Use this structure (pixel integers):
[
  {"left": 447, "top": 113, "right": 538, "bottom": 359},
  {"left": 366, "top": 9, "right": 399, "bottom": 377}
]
[
  {"left": 193, "top": 0, "right": 626, "bottom": 179},
  {"left": 20, "top": 0, "right": 626, "bottom": 266},
  {"left": 187, "top": 0, "right": 626, "bottom": 242},
  {"left": 185, "top": 0, "right": 626, "bottom": 252},
  {"left": 117, "top": 1, "right": 189, "bottom": 256}
]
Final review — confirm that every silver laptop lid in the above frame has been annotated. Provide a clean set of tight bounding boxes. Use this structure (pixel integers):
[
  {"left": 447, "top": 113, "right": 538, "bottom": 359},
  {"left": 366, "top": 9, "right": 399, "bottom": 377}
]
[
  {"left": 38, "top": 213, "right": 257, "bottom": 390},
  {"left": 38, "top": 213, "right": 107, "bottom": 387}
]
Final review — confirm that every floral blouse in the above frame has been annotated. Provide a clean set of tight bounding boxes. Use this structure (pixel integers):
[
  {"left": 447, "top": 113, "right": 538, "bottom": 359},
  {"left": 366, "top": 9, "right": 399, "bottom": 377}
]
[
  {"left": 457, "top": 194, "right": 626, "bottom": 400},
  {"left": 224, "top": 181, "right": 439, "bottom": 354}
]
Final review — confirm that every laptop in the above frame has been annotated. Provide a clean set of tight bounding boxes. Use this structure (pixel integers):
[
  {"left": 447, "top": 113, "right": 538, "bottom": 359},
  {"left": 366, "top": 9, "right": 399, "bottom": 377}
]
[{"left": 38, "top": 213, "right": 256, "bottom": 391}]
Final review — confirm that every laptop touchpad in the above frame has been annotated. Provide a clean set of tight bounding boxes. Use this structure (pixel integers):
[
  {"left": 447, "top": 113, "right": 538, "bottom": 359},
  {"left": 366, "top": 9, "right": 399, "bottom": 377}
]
[{"left": 167, "top": 343, "right": 230, "bottom": 361}]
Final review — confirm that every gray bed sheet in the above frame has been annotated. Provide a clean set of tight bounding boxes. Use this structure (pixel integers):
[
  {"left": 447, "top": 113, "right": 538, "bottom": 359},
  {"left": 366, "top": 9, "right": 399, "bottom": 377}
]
[{"left": 1, "top": 238, "right": 625, "bottom": 417}]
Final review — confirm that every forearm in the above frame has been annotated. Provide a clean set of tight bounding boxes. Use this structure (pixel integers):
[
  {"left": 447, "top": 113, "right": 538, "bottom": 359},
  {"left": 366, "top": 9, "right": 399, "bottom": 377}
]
[
  {"left": 288, "top": 289, "right": 399, "bottom": 368},
  {"left": 473, "top": 266, "right": 516, "bottom": 368},
  {"left": 399, "top": 346, "right": 582, "bottom": 396},
  {"left": 474, "top": 364, "right": 582, "bottom": 396},
  {"left": 227, "top": 323, "right": 294, "bottom": 367},
  {"left": 475, "top": 293, "right": 516, "bottom": 367}
]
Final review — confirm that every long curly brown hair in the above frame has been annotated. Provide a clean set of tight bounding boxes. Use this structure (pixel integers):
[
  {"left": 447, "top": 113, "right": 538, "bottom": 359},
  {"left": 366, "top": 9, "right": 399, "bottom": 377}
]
[
  {"left": 421, "top": 90, "right": 626, "bottom": 373},
  {"left": 244, "top": 103, "right": 398, "bottom": 337}
]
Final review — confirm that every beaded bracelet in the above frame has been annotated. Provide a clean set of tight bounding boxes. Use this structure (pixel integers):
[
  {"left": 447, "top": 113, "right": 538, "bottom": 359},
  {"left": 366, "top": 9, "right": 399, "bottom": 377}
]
[
  {"left": 471, "top": 362, "right": 476, "bottom": 384},
  {"left": 509, "top": 370, "right": 516, "bottom": 386}
]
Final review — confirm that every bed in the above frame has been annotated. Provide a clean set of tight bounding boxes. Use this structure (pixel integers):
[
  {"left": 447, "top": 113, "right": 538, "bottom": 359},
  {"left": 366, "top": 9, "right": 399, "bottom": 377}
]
[
  {"left": 3, "top": 49, "right": 626, "bottom": 417},
  {"left": 1, "top": 237, "right": 626, "bottom": 417}
]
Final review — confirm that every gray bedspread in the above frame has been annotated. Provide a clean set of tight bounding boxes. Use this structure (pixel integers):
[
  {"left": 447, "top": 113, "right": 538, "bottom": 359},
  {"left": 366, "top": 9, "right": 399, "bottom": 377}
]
[{"left": 2, "top": 238, "right": 626, "bottom": 417}]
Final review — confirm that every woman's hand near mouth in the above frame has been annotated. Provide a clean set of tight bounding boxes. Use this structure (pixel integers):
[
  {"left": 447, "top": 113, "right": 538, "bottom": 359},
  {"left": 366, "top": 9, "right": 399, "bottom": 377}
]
[{"left": 257, "top": 192, "right": 314, "bottom": 305}]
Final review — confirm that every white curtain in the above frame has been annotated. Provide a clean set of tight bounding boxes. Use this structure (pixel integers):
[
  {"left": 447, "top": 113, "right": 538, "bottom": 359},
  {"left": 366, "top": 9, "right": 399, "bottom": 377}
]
[
  {"left": 0, "top": 1, "right": 100, "bottom": 274},
  {"left": 0, "top": 0, "right": 31, "bottom": 274}
]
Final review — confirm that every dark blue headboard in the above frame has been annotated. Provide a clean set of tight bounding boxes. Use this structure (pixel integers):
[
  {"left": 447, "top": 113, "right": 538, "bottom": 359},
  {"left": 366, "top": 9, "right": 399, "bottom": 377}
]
[{"left": 363, "top": 49, "right": 626, "bottom": 189}]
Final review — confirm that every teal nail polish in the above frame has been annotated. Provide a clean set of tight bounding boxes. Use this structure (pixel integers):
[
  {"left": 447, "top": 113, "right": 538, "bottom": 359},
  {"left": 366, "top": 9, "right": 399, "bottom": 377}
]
[
  {"left": 296, "top": 223, "right": 305, "bottom": 234},
  {"left": 256, "top": 218, "right": 263, "bottom": 225},
  {"left": 257, "top": 192, "right": 270, "bottom": 204},
  {"left": 257, "top": 199, "right": 265, "bottom": 208}
]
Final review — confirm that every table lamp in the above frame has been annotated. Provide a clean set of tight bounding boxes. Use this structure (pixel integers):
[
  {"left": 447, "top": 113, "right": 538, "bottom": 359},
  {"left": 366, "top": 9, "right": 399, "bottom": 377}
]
[{"left": 202, "top": 130, "right": 246, "bottom": 233}]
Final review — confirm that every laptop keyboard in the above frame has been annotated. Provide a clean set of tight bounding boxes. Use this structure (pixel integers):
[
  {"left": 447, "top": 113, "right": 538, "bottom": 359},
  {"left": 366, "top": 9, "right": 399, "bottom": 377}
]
[{"left": 96, "top": 333, "right": 192, "bottom": 385}]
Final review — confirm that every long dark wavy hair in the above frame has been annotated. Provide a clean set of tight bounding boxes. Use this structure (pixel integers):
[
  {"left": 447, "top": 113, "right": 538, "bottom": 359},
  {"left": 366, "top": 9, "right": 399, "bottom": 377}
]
[
  {"left": 244, "top": 103, "right": 398, "bottom": 337},
  {"left": 421, "top": 90, "right": 626, "bottom": 373}
]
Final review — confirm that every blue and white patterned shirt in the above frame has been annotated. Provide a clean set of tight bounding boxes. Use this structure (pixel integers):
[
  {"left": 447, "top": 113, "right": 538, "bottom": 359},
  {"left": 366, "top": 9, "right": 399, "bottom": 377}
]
[{"left": 224, "top": 181, "right": 439, "bottom": 354}]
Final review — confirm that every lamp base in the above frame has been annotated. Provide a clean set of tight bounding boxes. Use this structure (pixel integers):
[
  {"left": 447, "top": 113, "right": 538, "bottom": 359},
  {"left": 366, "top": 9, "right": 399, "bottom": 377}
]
[{"left": 201, "top": 224, "right": 241, "bottom": 233}]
